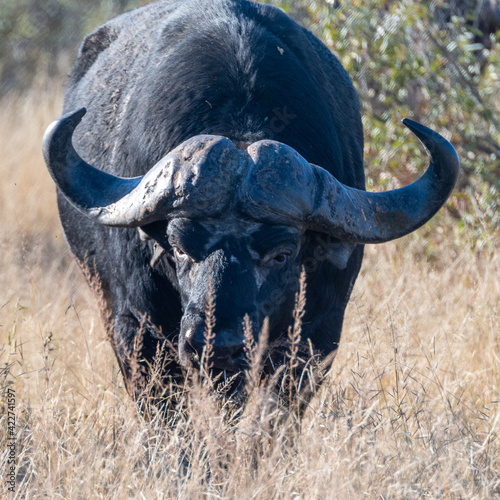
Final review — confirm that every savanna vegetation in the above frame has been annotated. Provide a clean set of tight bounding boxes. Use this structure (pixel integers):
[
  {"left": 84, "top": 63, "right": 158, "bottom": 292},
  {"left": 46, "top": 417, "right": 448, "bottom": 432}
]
[{"left": 1, "top": 0, "right": 499, "bottom": 498}]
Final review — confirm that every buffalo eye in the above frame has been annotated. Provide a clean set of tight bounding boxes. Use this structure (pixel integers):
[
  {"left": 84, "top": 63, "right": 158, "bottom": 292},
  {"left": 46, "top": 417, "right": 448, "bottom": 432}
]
[{"left": 262, "top": 249, "right": 293, "bottom": 267}]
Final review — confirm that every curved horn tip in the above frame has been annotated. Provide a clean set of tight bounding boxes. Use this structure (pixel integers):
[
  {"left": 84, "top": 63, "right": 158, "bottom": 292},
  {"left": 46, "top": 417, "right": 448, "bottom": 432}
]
[
  {"left": 42, "top": 107, "right": 87, "bottom": 149},
  {"left": 60, "top": 107, "right": 87, "bottom": 127},
  {"left": 402, "top": 117, "right": 459, "bottom": 168},
  {"left": 51, "top": 107, "right": 87, "bottom": 130},
  {"left": 73, "top": 106, "right": 87, "bottom": 116},
  {"left": 401, "top": 117, "right": 445, "bottom": 142}
]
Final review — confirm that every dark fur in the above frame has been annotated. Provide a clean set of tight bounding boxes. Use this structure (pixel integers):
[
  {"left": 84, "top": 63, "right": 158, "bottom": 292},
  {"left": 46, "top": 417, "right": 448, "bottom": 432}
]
[{"left": 59, "top": 0, "right": 365, "bottom": 394}]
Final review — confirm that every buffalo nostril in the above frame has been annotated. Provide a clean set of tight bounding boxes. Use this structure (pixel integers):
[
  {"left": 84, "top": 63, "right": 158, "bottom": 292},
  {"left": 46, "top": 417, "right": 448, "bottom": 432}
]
[
  {"left": 185, "top": 326, "right": 213, "bottom": 357},
  {"left": 184, "top": 327, "right": 247, "bottom": 368}
]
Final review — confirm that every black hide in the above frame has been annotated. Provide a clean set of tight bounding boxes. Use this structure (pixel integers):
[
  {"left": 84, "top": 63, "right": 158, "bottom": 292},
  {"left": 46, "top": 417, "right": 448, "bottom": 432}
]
[{"left": 58, "top": 0, "right": 365, "bottom": 395}]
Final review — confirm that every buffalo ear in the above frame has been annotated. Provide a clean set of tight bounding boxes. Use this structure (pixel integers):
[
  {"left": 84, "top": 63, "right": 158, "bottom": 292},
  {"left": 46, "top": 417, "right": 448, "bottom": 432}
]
[
  {"left": 308, "top": 233, "right": 356, "bottom": 271},
  {"left": 137, "top": 221, "right": 171, "bottom": 250},
  {"left": 324, "top": 241, "right": 357, "bottom": 270},
  {"left": 137, "top": 221, "right": 172, "bottom": 269}
]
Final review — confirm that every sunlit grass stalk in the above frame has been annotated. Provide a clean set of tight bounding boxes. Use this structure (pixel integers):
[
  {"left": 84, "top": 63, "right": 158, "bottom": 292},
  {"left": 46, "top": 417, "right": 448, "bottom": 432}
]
[
  {"left": 286, "top": 267, "right": 307, "bottom": 412},
  {"left": 201, "top": 275, "right": 216, "bottom": 377}
]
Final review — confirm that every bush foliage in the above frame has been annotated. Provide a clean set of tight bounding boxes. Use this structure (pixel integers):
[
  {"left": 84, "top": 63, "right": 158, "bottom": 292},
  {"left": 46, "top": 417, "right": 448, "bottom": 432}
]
[
  {"left": 1, "top": 0, "right": 498, "bottom": 244},
  {"left": 0, "top": 0, "right": 146, "bottom": 92},
  {"left": 268, "top": 0, "right": 499, "bottom": 248}
]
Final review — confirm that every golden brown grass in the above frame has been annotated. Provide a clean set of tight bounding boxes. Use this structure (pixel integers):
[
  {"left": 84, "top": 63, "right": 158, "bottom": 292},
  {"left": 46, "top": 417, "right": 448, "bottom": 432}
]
[{"left": 1, "top": 86, "right": 499, "bottom": 499}]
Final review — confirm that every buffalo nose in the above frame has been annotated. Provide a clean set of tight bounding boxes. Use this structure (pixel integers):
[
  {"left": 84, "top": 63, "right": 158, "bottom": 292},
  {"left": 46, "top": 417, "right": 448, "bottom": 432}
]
[{"left": 184, "top": 327, "right": 245, "bottom": 367}]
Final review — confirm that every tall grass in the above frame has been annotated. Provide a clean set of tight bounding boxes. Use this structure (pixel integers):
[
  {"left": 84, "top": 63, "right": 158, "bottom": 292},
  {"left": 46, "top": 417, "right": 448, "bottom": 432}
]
[{"left": 1, "top": 86, "right": 499, "bottom": 498}]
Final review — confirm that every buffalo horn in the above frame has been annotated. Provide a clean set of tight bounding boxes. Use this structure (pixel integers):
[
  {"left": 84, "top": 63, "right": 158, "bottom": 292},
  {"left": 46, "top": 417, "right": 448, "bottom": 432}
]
[
  {"left": 44, "top": 109, "right": 458, "bottom": 243},
  {"left": 42, "top": 108, "right": 238, "bottom": 226},
  {"left": 243, "top": 120, "right": 459, "bottom": 244},
  {"left": 306, "top": 119, "right": 459, "bottom": 243}
]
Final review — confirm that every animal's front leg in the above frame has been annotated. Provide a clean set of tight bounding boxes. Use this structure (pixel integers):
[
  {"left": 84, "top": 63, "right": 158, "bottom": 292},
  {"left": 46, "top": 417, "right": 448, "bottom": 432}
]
[{"left": 111, "top": 313, "right": 177, "bottom": 404}]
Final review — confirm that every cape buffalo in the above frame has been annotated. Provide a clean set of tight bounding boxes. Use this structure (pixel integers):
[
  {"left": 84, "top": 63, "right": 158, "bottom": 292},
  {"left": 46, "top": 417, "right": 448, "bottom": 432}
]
[{"left": 42, "top": 0, "right": 459, "bottom": 401}]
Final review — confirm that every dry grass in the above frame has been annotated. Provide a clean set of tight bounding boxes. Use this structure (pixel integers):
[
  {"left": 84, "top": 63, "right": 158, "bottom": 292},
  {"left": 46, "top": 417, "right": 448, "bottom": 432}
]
[{"left": 1, "top": 86, "right": 499, "bottom": 499}]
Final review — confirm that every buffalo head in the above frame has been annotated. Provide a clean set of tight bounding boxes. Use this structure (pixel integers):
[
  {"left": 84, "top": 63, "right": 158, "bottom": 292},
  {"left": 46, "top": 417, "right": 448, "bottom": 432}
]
[{"left": 43, "top": 108, "right": 458, "bottom": 380}]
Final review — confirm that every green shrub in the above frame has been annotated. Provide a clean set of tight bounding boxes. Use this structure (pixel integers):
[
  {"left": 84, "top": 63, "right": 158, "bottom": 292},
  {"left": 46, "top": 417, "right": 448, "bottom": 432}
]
[
  {"left": 0, "top": 0, "right": 145, "bottom": 93},
  {"left": 270, "top": 0, "right": 500, "bottom": 249}
]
